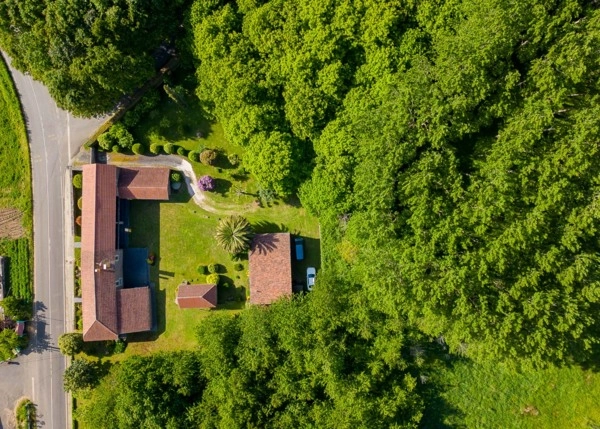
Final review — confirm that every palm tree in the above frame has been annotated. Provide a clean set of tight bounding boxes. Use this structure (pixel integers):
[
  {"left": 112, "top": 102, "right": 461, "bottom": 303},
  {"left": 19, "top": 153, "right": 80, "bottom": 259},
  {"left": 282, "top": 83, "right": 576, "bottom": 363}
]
[{"left": 215, "top": 215, "right": 253, "bottom": 254}]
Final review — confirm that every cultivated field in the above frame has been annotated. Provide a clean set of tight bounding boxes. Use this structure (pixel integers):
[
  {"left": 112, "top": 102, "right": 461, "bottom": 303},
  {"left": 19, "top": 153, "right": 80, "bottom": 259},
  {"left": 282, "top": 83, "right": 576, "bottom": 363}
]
[{"left": 0, "top": 208, "right": 25, "bottom": 239}]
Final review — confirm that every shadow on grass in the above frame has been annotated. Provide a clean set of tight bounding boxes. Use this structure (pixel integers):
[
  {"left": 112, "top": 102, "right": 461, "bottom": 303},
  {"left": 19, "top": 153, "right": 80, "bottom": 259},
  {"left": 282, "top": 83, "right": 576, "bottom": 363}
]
[
  {"left": 135, "top": 96, "right": 215, "bottom": 145},
  {"left": 217, "top": 275, "right": 246, "bottom": 309},
  {"left": 213, "top": 178, "right": 231, "bottom": 196},
  {"left": 252, "top": 220, "right": 290, "bottom": 234}
]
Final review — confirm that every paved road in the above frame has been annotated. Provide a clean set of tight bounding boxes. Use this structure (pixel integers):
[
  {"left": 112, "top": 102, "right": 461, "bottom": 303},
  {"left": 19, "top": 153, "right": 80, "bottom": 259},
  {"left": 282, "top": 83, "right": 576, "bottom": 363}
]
[{"left": 0, "top": 55, "right": 104, "bottom": 429}]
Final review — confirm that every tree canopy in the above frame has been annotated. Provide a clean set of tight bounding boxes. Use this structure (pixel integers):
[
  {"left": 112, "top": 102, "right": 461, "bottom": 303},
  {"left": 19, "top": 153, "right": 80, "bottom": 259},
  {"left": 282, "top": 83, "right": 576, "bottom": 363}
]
[
  {"left": 76, "top": 284, "right": 424, "bottom": 428},
  {"left": 0, "top": 0, "right": 188, "bottom": 116},
  {"left": 189, "top": 0, "right": 600, "bottom": 366}
]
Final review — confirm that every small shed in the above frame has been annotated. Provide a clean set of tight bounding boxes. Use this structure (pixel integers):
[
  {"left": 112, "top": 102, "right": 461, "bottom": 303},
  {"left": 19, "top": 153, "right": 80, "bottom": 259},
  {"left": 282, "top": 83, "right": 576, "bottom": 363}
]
[
  {"left": 176, "top": 284, "right": 217, "bottom": 309},
  {"left": 15, "top": 321, "right": 25, "bottom": 337}
]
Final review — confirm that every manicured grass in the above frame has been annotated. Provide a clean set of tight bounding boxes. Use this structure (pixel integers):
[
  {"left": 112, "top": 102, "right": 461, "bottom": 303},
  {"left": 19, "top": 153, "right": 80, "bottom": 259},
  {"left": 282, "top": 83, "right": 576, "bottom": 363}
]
[
  {"left": 423, "top": 359, "right": 600, "bottom": 428},
  {"left": 0, "top": 56, "right": 33, "bottom": 302}
]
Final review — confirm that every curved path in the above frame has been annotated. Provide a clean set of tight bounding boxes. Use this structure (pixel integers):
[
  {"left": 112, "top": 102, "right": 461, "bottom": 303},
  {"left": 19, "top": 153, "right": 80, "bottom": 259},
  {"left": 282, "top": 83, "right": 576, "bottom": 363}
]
[
  {"left": 104, "top": 153, "right": 261, "bottom": 216},
  {"left": 0, "top": 54, "right": 104, "bottom": 429}
]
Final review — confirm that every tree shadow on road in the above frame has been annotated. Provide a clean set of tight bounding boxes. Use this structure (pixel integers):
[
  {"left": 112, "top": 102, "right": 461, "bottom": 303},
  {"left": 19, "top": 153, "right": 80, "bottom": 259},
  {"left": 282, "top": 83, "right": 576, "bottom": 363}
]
[{"left": 22, "top": 301, "right": 52, "bottom": 355}]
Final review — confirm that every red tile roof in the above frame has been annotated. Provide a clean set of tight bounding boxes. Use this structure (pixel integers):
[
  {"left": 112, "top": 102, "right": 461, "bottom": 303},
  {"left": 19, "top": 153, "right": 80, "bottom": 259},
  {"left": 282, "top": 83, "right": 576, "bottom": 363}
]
[
  {"left": 81, "top": 164, "right": 119, "bottom": 341},
  {"left": 117, "top": 287, "right": 152, "bottom": 333},
  {"left": 117, "top": 167, "right": 170, "bottom": 200},
  {"left": 248, "top": 233, "right": 292, "bottom": 305},
  {"left": 176, "top": 284, "right": 217, "bottom": 308}
]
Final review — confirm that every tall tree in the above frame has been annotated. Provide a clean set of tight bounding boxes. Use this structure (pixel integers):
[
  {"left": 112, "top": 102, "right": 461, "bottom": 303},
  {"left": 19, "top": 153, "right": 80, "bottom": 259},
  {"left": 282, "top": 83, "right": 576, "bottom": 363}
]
[{"left": 0, "top": 0, "right": 188, "bottom": 116}]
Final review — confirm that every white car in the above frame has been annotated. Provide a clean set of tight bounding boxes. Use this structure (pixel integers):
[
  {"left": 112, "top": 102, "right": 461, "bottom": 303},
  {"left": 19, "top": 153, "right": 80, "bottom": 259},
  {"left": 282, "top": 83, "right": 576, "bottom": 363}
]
[{"left": 306, "top": 267, "right": 316, "bottom": 291}]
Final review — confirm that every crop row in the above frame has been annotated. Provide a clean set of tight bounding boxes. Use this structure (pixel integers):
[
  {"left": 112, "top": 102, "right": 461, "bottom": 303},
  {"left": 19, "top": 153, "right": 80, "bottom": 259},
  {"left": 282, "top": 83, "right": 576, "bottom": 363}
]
[{"left": 1, "top": 238, "right": 32, "bottom": 301}]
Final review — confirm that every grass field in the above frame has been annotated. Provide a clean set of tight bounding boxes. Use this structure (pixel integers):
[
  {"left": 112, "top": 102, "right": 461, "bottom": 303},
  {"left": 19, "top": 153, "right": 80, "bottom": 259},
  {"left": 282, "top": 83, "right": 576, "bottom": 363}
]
[
  {"left": 422, "top": 359, "right": 600, "bottom": 428},
  {"left": 0, "top": 55, "right": 33, "bottom": 302}
]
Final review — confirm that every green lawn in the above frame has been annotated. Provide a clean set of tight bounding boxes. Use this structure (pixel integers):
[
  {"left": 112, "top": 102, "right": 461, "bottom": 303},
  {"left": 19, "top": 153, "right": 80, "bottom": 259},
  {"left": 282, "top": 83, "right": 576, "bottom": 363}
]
[
  {"left": 0, "top": 55, "right": 33, "bottom": 302},
  {"left": 422, "top": 359, "right": 600, "bottom": 428}
]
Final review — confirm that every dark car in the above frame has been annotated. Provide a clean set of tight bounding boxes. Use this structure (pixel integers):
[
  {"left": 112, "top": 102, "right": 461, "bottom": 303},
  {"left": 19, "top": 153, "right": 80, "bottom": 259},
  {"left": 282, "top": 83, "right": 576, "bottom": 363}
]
[{"left": 295, "top": 237, "right": 304, "bottom": 261}]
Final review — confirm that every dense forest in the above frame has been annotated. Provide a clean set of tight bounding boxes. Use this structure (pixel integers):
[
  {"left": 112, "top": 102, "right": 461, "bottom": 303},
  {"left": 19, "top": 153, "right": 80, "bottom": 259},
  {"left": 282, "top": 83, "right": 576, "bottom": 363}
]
[{"left": 2, "top": 0, "right": 600, "bottom": 427}]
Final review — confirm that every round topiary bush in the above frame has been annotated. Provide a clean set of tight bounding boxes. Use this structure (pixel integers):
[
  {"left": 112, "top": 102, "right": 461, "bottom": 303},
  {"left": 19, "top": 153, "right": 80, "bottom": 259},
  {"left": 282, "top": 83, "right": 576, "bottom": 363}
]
[
  {"left": 208, "top": 263, "right": 218, "bottom": 274},
  {"left": 164, "top": 143, "right": 176, "bottom": 154},
  {"left": 75, "top": 216, "right": 82, "bottom": 226},
  {"left": 150, "top": 143, "right": 163, "bottom": 155},
  {"left": 77, "top": 197, "right": 83, "bottom": 210},
  {"left": 112, "top": 145, "right": 121, "bottom": 153},
  {"left": 198, "top": 175, "right": 215, "bottom": 191},
  {"left": 234, "top": 263, "right": 244, "bottom": 272},
  {"left": 177, "top": 146, "right": 187, "bottom": 156},
  {"left": 188, "top": 151, "right": 200, "bottom": 162},
  {"left": 206, "top": 273, "right": 220, "bottom": 285},
  {"left": 132, "top": 143, "right": 145, "bottom": 155},
  {"left": 171, "top": 172, "right": 182, "bottom": 183},
  {"left": 197, "top": 265, "right": 207, "bottom": 275},
  {"left": 200, "top": 149, "right": 217, "bottom": 165},
  {"left": 228, "top": 153, "right": 240, "bottom": 166},
  {"left": 72, "top": 173, "right": 83, "bottom": 189}
]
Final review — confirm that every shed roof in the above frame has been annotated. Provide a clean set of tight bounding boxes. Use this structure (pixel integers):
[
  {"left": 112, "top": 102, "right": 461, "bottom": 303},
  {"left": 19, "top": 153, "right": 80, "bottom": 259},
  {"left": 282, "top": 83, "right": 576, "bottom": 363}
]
[
  {"left": 248, "top": 233, "right": 292, "bottom": 305},
  {"left": 117, "top": 167, "right": 170, "bottom": 200},
  {"left": 176, "top": 284, "right": 217, "bottom": 309}
]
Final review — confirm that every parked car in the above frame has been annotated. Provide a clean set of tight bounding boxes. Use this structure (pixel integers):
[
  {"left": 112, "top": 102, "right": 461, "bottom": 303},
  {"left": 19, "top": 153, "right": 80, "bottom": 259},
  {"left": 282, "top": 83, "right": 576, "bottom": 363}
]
[
  {"left": 306, "top": 267, "right": 316, "bottom": 291},
  {"left": 295, "top": 237, "right": 304, "bottom": 261}
]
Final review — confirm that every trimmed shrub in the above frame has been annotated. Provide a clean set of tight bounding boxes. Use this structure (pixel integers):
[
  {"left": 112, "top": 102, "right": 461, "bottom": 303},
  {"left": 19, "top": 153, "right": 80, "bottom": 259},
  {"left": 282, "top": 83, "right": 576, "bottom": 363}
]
[
  {"left": 164, "top": 143, "right": 176, "bottom": 154},
  {"left": 177, "top": 146, "right": 187, "bottom": 156},
  {"left": 149, "top": 143, "right": 163, "bottom": 154},
  {"left": 198, "top": 175, "right": 215, "bottom": 191},
  {"left": 188, "top": 150, "right": 200, "bottom": 162},
  {"left": 200, "top": 149, "right": 217, "bottom": 165},
  {"left": 97, "top": 132, "right": 115, "bottom": 151},
  {"left": 111, "top": 145, "right": 121, "bottom": 153},
  {"left": 206, "top": 273, "right": 220, "bottom": 285},
  {"left": 132, "top": 143, "right": 144, "bottom": 155},
  {"left": 75, "top": 216, "right": 82, "bottom": 226},
  {"left": 228, "top": 153, "right": 240, "bottom": 166},
  {"left": 234, "top": 263, "right": 244, "bottom": 272},
  {"left": 77, "top": 197, "right": 83, "bottom": 210},
  {"left": 208, "top": 263, "right": 218, "bottom": 274},
  {"left": 72, "top": 173, "right": 83, "bottom": 189},
  {"left": 197, "top": 265, "right": 207, "bottom": 275},
  {"left": 171, "top": 172, "right": 182, "bottom": 183},
  {"left": 113, "top": 339, "right": 127, "bottom": 354}
]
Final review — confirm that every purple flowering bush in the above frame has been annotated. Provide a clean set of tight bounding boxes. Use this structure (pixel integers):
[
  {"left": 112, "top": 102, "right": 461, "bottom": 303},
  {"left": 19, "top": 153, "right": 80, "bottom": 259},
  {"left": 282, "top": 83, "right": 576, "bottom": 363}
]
[{"left": 198, "top": 175, "right": 215, "bottom": 191}]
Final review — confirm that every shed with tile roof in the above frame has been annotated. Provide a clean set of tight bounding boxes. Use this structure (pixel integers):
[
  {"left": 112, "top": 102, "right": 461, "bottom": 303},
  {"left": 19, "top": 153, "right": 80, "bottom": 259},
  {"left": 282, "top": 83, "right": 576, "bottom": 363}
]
[
  {"left": 117, "top": 167, "right": 170, "bottom": 200},
  {"left": 176, "top": 284, "right": 217, "bottom": 309}
]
